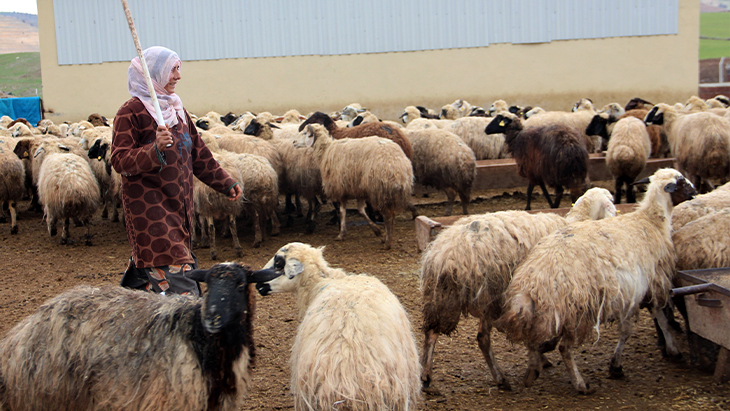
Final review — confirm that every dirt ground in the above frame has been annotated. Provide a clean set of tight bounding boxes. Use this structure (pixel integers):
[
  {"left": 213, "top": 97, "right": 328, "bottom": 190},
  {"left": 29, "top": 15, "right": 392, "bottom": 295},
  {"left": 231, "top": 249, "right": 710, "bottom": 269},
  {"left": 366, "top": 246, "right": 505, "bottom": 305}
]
[{"left": 0, "top": 182, "right": 728, "bottom": 411}]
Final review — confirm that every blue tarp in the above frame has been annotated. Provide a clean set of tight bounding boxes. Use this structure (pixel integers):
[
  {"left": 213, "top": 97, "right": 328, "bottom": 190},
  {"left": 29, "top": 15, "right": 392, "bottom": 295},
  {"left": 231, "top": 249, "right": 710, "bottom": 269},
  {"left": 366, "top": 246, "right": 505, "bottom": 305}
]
[{"left": 0, "top": 97, "right": 42, "bottom": 126}]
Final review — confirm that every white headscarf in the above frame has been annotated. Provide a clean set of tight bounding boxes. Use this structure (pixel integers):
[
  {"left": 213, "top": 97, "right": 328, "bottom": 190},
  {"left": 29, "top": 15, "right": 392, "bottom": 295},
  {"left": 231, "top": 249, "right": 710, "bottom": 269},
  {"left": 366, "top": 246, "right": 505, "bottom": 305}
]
[{"left": 128, "top": 46, "right": 186, "bottom": 127}]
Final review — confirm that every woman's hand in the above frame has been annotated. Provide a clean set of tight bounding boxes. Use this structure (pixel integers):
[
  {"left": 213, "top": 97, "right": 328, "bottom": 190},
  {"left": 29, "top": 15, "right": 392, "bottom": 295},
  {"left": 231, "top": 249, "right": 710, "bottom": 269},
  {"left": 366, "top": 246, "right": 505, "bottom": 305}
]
[
  {"left": 155, "top": 126, "right": 173, "bottom": 149},
  {"left": 228, "top": 184, "right": 243, "bottom": 201}
]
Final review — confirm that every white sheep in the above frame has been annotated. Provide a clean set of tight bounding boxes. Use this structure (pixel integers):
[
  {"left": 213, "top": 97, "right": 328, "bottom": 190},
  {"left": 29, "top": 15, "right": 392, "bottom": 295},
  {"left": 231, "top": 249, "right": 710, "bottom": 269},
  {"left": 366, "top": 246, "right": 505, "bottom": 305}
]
[
  {"left": 444, "top": 116, "right": 511, "bottom": 160},
  {"left": 440, "top": 99, "right": 472, "bottom": 119},
  {"left": 192, "top": 151, "right": 245, "bottom": 260},
  {"left": 496, "top": 168, "right": 696, "bottom": 394},
  {"left": 420, "top": 187, "right": 616, "bottom": 390},
  {"left": 605, "top": 116, "right": 652, "bottom": 203},
  {"left": 405, "top": 128, "right": 476, "bottom": 216},
  {"left": 0, "top": 263, "right": 277, "bottom": 411},
  {"left": 673, "top": 208, "right": 730, "bottom": 270},
  {"left": 671, "top": 181, "right": 730, "bottom": 231},
  {"left": 645, "top": 103, "right": 730, "bottom": 192},
  {"left": 37, "top": 149, "right": 101, "bottom": 245},
  {"left": 294, "top": 124, "right": 414, "bottom": 250},
  {"left": 255, "top": 242, "right": 421, "bottom": 411},
  {"left": 86, "top": 134, "right": 123, "bottom": 222},
  {"left": 0, "top": 139, "right": 25, "bottom": 234}
]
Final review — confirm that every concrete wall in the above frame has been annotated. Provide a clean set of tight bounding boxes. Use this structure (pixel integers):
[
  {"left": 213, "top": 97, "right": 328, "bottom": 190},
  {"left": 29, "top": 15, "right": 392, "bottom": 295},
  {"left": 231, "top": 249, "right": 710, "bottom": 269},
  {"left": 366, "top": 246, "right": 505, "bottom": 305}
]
[{"left": 38, "top": 0, "right": 699, "bottom": 123}]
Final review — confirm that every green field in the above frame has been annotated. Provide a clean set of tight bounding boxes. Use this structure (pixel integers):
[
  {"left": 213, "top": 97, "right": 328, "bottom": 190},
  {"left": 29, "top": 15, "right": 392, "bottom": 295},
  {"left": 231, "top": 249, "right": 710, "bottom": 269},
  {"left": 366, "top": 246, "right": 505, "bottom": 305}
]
[
  {"left": 700, "top": 12, "right": 730, "bottom": 60},
  {"left": 0, "top": 52, "right": 41, "bottom": 98}
]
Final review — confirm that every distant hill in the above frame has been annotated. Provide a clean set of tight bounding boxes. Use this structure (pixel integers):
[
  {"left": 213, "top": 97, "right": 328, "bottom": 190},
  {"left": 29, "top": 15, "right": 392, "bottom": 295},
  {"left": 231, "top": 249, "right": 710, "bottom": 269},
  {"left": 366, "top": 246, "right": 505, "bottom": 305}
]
[{"left": 0, "top": 12, "right": 39, "bottom": 54}]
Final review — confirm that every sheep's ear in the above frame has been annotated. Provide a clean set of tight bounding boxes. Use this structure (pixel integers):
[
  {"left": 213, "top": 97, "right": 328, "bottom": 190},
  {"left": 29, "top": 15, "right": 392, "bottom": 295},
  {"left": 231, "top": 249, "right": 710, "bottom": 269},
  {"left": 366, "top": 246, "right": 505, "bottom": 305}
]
[
  {"left": 185, "top": 268, "right": 208, "bottom": 283},
  {"left": 284, "top": 258, "right": 304, "bottom": 279},
  {"left": 33, "top": 146, "right": 45, "bottom": 158},
  {"left": 305, "top": 125, "right": 316, "bottom": 147},
  {"left": 268, "top": 122, "right": 280, "bottom": 129},
  {"left": 58, "top": 144, "right": 70, "bottom": 152},
  {"left": 632, "top": 177, "right": 650, "bottom": 186},
  {"left": 248, "top": 268, "right": 283, "bottom": 284}
]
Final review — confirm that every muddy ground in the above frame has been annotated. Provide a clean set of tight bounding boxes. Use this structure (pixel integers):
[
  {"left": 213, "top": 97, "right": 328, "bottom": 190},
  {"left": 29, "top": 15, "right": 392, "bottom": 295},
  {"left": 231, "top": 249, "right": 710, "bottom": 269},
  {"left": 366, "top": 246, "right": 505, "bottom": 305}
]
[{"left": 0, "top": 181, "right": 728, "bottom": 411}]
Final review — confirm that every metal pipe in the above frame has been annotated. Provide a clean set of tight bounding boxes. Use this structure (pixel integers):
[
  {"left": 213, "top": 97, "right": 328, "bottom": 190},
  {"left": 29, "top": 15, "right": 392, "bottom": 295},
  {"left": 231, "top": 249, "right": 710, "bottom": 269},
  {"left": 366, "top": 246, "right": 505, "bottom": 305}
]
[
  {"left": 721, "top": 57, "right": 726, "bottom": 83},
  {"left": 671, "top": 283, "right": 714, "bottom": 297}
]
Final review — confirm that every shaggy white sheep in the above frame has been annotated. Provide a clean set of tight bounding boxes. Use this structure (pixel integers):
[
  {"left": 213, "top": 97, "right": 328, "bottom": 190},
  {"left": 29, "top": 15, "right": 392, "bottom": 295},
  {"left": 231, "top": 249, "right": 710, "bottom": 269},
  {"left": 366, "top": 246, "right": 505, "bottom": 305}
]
[
  {"left": 294, "top": 124, "right": 414, "bottom": 250},
  {"left": 255, "top": 242, "right": 421, "bottom": 411},
  {"left": 496, "top": 168, "right": 696, "bottom": 394},
  {"left": 420, "top": 187, "right": 616, "bottom": 390}
]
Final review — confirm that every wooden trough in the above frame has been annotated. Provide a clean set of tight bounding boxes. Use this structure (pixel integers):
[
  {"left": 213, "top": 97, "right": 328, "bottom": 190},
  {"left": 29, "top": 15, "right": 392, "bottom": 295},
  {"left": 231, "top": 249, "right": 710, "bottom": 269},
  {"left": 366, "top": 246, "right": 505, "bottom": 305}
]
[{"left": 414, "top": 154, "right": 676, "bottom": 252}]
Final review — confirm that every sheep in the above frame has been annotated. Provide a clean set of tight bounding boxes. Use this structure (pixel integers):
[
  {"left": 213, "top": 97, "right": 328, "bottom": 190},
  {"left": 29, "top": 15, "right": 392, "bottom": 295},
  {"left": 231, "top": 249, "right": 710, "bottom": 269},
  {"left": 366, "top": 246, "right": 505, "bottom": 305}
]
[
  {"left": 0, "top": 140, "right": 25, "bottom": 234},
  {"left": 87, "top": 113, "right": 109, "bottom": 127},
  {"left": 440, "top": 99, "right": 472, "bottom": 119},
  {"left": 644, "top": 103, "right": 730, "bottom": 192},
  {"left": 523, "top": 106, "right": 546, "bottom": 119},
  {"left": 9, "top": 122, "right": 37, "bottom": 137},
  {"left": 192, "top": 151, "right": 245, "bottom": 260},
  {"left": 340, "top": 104, "right": 367, "bottom": 121},
  {"left": 572, "top": 97, "right": 595, "bottom": 112},
  {"left": 225, "top": 151, "right": 280, "bottom": 248},
  {"left": 485, "top": 112, "right": 589, "bottom": 210},
  {"left": 524, "top": 106, "right": 600, "bottom": 153},
  {"left": 295, "top": 124, "right": 413, "bottom": 250},
  {"left": 255, "top": 242, "right": 421, "bottom": 411},
  {"left": 0, "top": 262, "right": 278, "bottom": 411},
  {"left": 419, "top": 187, "right": 616, "bottom": 390},
  {"left": 444, "top": 116, "right": 511, "bottom": 160},
  {"left": 671, "top": 182, "right": 730, "bottom": 231},
  {"left": 624, "top": 97, "right": 654, "bottom": 111},
  {"left": 0, "top": 115, "right": 11, "bottom": 128},
  {"left": 673, "top": 208, "right": 730, "bottom": 270},
  {"left": 488, "top": 99, "right": 510, "bottom": 116},
  {"left": 398, "top": 106, "right": 437, "bottom": 126},
  {"left": 195, "top": 111, "right": 226, "bottom": 130},
  {"left": 86, "top": 135, "right": 123, "bottom": 222},
  {"left": 405, "top": 128, "right": 476, "bottom": 216},
  {"left": 496, "top": 168, "right": 696, "bottom": 394},
  {"left": 37, "top": 149, "right": 101, "bottom": 245},
  {"left": 620, "top": 108, "right": 671, "bottom": 158},
  {"left": 276, "top": 108, "right": 306, "bottom": 124},
  {"left": 603, "top": 116, "right": 652, "bottom": 203},
  {"left": 298, "top": 111, "right": 413, "bottom": 159}
]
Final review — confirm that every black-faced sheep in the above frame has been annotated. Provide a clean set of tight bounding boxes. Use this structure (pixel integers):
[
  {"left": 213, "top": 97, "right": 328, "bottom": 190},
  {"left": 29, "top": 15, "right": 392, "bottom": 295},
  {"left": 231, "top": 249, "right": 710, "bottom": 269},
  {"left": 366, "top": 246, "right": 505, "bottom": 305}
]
[
  {"left": 405, "top": 128, "right": 476, "bottom": 216},
  {"left": 420, "top": 187, "right": 617, "bottom": 391},
  {"left": 485, "top": 113, "right": 589, "bottom": 210},
  {"left": 87, "top": 136, "right": 123, "bottom": 222},
  {"left": 295, "top": 124, "right": 413, "bottom": 250},
  {"left": 255, "top": 242, "right": 421, "bottom": 411},
  {"left": 298, "top": 111, "right": 413, "bottom": 159},
  {"left": 0, "top": 263, "right": 279, "bottom": 411},
  {"left": 496, "top": 168, "right": 696, "bottom": 394},
  {"left": 645, "top": 103, "right": 730, "bottom": 192}
]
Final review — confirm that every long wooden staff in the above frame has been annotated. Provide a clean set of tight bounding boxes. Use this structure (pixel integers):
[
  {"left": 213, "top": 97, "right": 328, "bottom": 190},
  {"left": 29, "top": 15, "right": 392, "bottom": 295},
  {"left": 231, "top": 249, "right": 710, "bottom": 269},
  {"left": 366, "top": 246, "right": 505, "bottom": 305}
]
[{"left": 120, "top": 0, "right": 166, "bottom": 129}]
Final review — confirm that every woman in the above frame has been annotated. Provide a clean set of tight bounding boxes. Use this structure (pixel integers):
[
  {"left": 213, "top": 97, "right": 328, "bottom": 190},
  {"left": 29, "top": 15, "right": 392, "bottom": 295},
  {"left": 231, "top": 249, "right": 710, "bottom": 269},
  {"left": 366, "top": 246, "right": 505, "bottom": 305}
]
[{"left": 111, "top": 46, "right": 242, "bottom": 296}]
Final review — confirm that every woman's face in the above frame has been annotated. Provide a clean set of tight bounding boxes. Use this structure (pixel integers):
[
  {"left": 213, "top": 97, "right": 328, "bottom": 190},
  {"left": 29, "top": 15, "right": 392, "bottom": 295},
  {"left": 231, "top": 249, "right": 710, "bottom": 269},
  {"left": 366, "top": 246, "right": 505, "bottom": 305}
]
[{"left": 164, "top": 63, "right": 181, "bottom": 94}]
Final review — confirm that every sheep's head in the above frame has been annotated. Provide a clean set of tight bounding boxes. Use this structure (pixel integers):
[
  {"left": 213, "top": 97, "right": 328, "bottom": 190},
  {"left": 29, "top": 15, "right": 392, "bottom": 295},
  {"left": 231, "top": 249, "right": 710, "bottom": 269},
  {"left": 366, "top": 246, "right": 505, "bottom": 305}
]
[
  {"left": 488, "top": 100, "right": 508, "bottom": 116},
  {"left": 254, "top": 242, "right": 327, "bottom": 296},
  {"left": 195, "top": 118, "right": 210, "bottom": 130},
  {"left": 568, "top": 187, "right": 617, "bottom": 221},
  {"left": 485, "top": 113, "right": 519, "bottom": 135},
  {"left": 186, "top": 262, "right": 280, "bottom": 334},
  {"left": 633, "top": 168, "right": 696, "bottom": 207},
  {"left": 298, "top": 111, "right": 335, "bottom": 132},
  {"left": 294, "top": 124, "right": 329, "bottom": 150},
  {"left": 624, "top": 97, "right": 653, "bottom": 111},
  {"left": 220, "top": 112, "right": 238, "bottom": 126},
  {"left": 714, "top": 94, "right": 730, "bottom": 107},
  {"left": 572, "top": 98, "right": 594, "bottom": 112},
  {"left": 643, "top": 103, "right": 674, "bottom": 126},
  {"left": 585, "top": 113, "right": 611, "bottom": 140}
]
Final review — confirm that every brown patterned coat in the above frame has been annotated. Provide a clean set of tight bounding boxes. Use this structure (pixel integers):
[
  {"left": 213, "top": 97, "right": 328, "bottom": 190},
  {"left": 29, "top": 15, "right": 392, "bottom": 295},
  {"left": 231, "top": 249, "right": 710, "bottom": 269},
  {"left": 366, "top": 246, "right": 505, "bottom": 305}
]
[{"left": 111, "top": 98, "right": 237, "bottom": 268}]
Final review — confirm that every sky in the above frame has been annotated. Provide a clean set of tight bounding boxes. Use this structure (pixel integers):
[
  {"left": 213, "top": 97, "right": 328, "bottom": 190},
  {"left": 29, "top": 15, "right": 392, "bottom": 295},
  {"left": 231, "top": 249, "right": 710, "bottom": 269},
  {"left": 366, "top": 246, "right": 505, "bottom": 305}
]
[{"left": 0, "top": 0, "right": 37, "bottom": 14}]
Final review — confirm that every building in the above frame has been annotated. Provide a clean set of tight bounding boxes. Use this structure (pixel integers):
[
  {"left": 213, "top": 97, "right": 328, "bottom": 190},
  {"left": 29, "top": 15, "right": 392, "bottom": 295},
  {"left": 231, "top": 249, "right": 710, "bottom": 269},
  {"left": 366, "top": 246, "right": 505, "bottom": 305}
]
[{"left": 38, "top": 0, "right": 698, "bottom": 122}]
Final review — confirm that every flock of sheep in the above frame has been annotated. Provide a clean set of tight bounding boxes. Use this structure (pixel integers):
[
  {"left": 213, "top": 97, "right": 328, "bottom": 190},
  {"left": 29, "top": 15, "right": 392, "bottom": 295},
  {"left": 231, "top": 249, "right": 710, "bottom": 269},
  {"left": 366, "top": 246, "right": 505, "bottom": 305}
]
[{"left": 0, "top": 93, "right": 729, "bottom": 410}]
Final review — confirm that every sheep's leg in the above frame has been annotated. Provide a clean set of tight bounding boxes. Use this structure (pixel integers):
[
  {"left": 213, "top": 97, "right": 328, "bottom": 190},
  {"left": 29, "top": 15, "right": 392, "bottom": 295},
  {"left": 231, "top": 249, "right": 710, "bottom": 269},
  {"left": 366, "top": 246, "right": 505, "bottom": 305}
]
[
  {"left": 356, "top": 199, "right": 382, "bottom": 238},
  {"left": 382, "top": 208, "right": 396, "bottom": 250},
  {"left": 558, "top": 336, "right": 593, "bottom": 394},
  {"left": 83, "top": 218, "right": 93, "bottom": 246},
  {"left": 47, "top": 215, "right": 57, "bottom": 237},
  {"left": 525, "top": 182, "right": 535, "bottom": 210},
  {"left": 228, "top": 215, "right": 242, "bottom": 258},
  {"left": 407, "top": 201, "right": 419, "bottom": 220},
  {"left": 252, "top": 208, "right": 263, "bottom": 248},
  {"left": 608, "top": 320, "right": 633, "bottom": 379},
  {"left": 614, "top": 178, "right": 623, "bottom": 204},
  {"left": 443, "top": 187, "right": 457, "bottom": 216},
  {"left": 61, "top": 217, "right": 70, "bottom": 245},
  {"left": 476, "top": 319, "right": 511, "bottom": 390},
  {"left": 552, "top": 185, "right": 564, "bottom": 208},
  {"left": 284, "top": 193, "right": 296, "bottom": 215},
  {"left": 269, "top": 209, "right": 280, "bottom": 236},
  {"left": 9, "top": 201, "right": 17, "bottom": 234},
  {"left": 336, "top": 200, "right": 348, "bottom": 241},
  {"left": 523, "top": 347, "right": 543, "bottom": 387},
  {"left": 304, "top": 197, "right": 318, "bottom": 234},
  {"left": 538, "top": 182, "right": 555, "bottom": 208},
  {"left": 421, "top": 329, "right": 440, "bottom": 388},
  {"left": 207, "top": 216, "right": 218, "bottom": 260},
  {"left": 651, "top": 304, "right": 683, "bottom": 360},
  {"left": 458, "top": 190, "right": 470, "bottom": 215}
]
